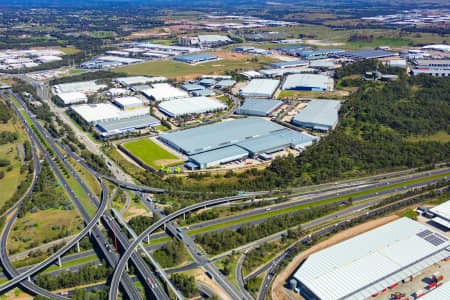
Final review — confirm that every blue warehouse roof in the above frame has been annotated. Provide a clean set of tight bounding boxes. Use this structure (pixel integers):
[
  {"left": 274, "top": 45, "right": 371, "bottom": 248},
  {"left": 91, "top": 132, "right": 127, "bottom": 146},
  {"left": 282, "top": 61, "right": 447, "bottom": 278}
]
[
  {"left": 174, "top": 53, "right": 218, "bottom": 63},
  {"left": 160, "top": 117, "right": 284, "bottom": 155},
  {"left": 182, "top": 84, "right": 205, "bottom": 91},
  {"left": 237, "top": 99, "right": 283, "bottom": 116}
]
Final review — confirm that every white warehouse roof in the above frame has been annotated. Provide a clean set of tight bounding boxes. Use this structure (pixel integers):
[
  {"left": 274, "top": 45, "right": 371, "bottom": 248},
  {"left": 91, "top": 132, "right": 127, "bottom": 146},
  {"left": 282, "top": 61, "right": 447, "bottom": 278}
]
[
  {"left": 71, "top": 103, "right": 148, "bottom": 124},
  {"left": 420, "top": 281, "right": 450, "bottom": 299},
  {"left": 115, "top": 76, "right": 167, "bottom": 86},
  {"left": 56, "top": 92, "right": 88, "bottom": 105},
  {"left": 158, "top": 97, "right": 226, "bottom": 117},
  {"left": 141, "top": 83, "right": 188, "bottom": 101},
  {"left": 430, "top": 200, "right": 450, "bottom": 229},
  {"left": 294, "top": 217, "right": 450, "bottom": 300},
  {"left": 113, "top": 96, "right": 144, "bottom": 109},
  {"left": 53, "top": 81, "right": 107, "bottom": 94},
  {"left": 240, "top": 79, "right": 280, "bottom": 98}
]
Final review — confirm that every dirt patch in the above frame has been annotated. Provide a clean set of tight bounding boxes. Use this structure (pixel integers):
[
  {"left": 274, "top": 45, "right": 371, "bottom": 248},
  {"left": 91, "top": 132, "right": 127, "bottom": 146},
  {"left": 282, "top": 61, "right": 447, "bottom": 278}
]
[
  {"left": 271, "top": 215, "right": 400, "bottom": 300},
  {"left": 191, "top": 268, "right": 232, "bottom": 300},
  {"left": 154, "top": 159, "right": 182, "bottom": 166},
  {"left": 208, "top": 51, "right": 251, "bottom": 61},
  {"left": 124, "top": 206, "right": 148, "bottom": 221}
]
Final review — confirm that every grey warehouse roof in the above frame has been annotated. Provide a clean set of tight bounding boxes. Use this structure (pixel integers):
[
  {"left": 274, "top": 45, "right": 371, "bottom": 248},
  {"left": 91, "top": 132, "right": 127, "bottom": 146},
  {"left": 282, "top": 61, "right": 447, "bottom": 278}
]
[
  {"left": 294, "top": 217, "right": 450, "bottom": 300},
  {"left": 237, "top": 99, "right": 283, "bottom": 116},
  {"left": 190, "top": 145, "right": 248, "bottom": 166},
  {"left": 158, "top": 96, "right": 225, "bottom": 117},
  {"left": 270, "top": 60, "right": 308, "bottom": 68},
  {"left": 240, "top": 79, "right": 280, "bottom": 98},
  {"left": 237, "top": 129, "right": 316, "bottom": 154},
  {"left": 97, "top": 115, "right": 160, "bottom": 133},
  {"left": 282, "top": 74, "right": 329, "bottom": 90},
  {"left": 160, "top": 117, "right": 284, "bottom": 155},
  {"left": 292, "top": 99, "right": 341, "bottom": 130},
  {"left": 336, "top": 49, "right": 397, "bottom": 60}
]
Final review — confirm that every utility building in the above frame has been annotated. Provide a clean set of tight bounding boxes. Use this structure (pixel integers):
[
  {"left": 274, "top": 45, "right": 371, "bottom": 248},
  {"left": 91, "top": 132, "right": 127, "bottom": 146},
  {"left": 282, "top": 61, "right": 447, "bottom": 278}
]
[
  {"left": 292, "top": 217, "right": 450, "bottom": 300},
  {"left": 112, "top": 96, "right": 145, "bottom": 110},
  {"left": 56, "top": 92, "right": 88, "bottom": 105}
]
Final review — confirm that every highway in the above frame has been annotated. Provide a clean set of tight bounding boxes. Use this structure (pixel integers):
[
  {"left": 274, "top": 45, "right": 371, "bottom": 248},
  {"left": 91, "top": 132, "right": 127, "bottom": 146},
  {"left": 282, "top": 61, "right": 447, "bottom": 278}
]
[
  {"left": 236, "top": 252, "right": 253, "bottom": 300},
  {"left": 109, "top": 168, "right": 448, "bottom": 299},
  {"left": 147, "top": 199, "right": 246, "bottom": 300},
  {"left": 2, "top": 92, "right": 143, "bottom": 300}
]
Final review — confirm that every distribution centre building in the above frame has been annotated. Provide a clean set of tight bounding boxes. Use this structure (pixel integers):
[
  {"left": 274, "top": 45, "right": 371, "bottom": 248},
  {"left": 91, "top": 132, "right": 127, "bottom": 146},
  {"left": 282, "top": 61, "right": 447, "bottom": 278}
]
[
  {"left": 292, "top": 217, "right": 450, "bottom": 300},
  {"left": 292, "top": 99, "right": 341, "bottom": 131},
  {"left": 270, "top": 60, "right": 308, "bottom": 69},
  {"left": 335, "top": 49, "right": 397, "bottom": 60},
  {"left": 157, "top": 96, "right": 226, "bottom": 117},
  {"left": 56, "top": 92, "right": 88, "bottom": 105},
  {"left": 97, "top": 115, "right": 160, "bottom": 138},
  {"left": 160, "top": 117, "right": 318, "bottom": 169},
  {"left": 173, "top": 53, "right": 219, "bottom": 64},
  {"left": 53, "top": 80, "right": 107, "bottom": 94},
  {"left": 112, "top": 96, "right": 145, "bottom": 110},
  {"left": 141, "top": 83, "right": 188, "bottom": 101},
  {"left": 236, "top": 98, "right": 283, "bottom": 116},
  {"left": 239, "top": 79, "right": 280, "bottom": 98},
  {"left": 71, "top": 103, "right": 149, "bottom": 125},
  {"left": 429, "top": 200, "right": 450, "bottom": 229},
  {"left": 282, "top": 74, "right": 331, "bottom": 91},
  {"left": 115, "top": 76, "right": 167, "bottom": 86},
  {"left": 189, "top": 145, "right": 249, "bottom": 169}
]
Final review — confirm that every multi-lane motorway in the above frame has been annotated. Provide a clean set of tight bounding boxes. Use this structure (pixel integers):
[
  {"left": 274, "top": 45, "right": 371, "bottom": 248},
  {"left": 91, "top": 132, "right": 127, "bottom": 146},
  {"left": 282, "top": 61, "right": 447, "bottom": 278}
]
[{"left": 0, "top": 85, "right": 448, "bottom": 300}]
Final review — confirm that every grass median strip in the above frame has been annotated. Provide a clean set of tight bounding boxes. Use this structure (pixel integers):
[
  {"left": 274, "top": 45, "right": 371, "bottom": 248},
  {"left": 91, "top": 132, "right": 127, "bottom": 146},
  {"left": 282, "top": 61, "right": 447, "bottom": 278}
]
[
  {"left": 185, "top": 172, "right": 449, "bottom": 236},
  {"left": 42, "top": 255, "right": 98, "bottom": 274}
]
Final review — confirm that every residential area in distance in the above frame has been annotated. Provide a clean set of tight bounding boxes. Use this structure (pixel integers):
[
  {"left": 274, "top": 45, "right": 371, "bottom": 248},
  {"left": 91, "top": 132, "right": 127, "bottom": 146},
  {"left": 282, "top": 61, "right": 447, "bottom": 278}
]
[{"left": 0, "top": 0, "right": 448, "bottom": 300}]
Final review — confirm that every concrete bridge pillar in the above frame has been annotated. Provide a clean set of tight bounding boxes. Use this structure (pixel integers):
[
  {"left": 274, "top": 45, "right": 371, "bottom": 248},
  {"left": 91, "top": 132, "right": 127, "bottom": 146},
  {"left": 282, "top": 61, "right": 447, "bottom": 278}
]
[
  {"left": 57, "top": 256, "right": 62, "bottom": 268},
  {"left": 76, "top": 241, "right": 80, "bottom": 253}
]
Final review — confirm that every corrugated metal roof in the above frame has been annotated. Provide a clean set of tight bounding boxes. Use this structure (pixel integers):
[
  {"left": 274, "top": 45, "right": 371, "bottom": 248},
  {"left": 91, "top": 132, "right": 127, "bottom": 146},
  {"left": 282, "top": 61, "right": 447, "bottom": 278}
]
[
  {"left": 294, "top": 218, "right": 450, "bottom": 300},
  {"left": 270, "top": 60, "right": 308, "bottom": 68},
  {"left": 236, "top": 98, "right": 283, "bottom": 116},
  {"left": 174, "top": 53, "right": 218, "bottom": 63},
  {"left": 97, "top": 114, "right": 160, "bottom": 133},
  {"left": 292, "top": 99, "right": 341, "bottom": 129},
  {"left": 160, "top": 117, "right": 284, "bottom": 155},
  {"left": 240, "top": 79, "right": 280, "bottom": 97},
  {"left": 336, "top": 49, "right": 396, "bottom": 59},
  {"left": 282, "top": 74, "right": 330, "bottom": 90},
  {"left": 430, "top": 200, "right": 450, "bottom": 222},
  {"left": 157, "top": 96, "right": 225, "bottom": 117},
  {"left": 420, "top": 281, "right": 450, "bottom": 299},
  {"left": 190, "top": 145, "right": 248, "bottom": 165},
  {"left": 237, "top": 129, "right": 316, "bottom": 154}
]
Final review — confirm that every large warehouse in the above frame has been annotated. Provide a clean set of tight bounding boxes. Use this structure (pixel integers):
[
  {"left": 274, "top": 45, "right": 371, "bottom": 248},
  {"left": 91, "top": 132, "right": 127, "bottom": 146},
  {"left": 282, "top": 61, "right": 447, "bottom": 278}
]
[
  {"left": 239, "top": 79, "right": 280, "bottom": 98},
  {"left": 160, "top": 117, "right": 284, "bottom": 155},
  {"left": 56, "top": 92, "right": 88, "bottom": 105},
  {"left": 236, "top": 98, "right": 283, "bottom": 116},
  {"left": 292, "top": 99, "right": 341, "bottom": 131},
  {"left": 157, "top": 96, "right": 226, "bottom": 117},
  {"left": 335, "top": 49, "right": 397, "bottom": 60},
  {"left": 160, "top": 117, "right": 317, "bottom": 169},
  {"left": 141, "top": 83, "right": 188, "bottom": 101},
  {"left": 173, "top": 53, "right": 219, "bottom": 64},
  {"left": 53, "top": 80, "right": 107, "bottom": 94},
  {"left": 71, "top": 103, "right": 149, "bottom": 125},
  {"left": 115, "top": 76, "right": 167, "bottom": 86},
  {"left": 112, "top": 96, "right": 145, "bottom": 110},
  {"left": 282, "top": 74, "right": 331, "bottom": 92},
  {"left": 97, "top": 114, "right": 160, "bottom": 138},
  {"left": 430, "top": 200, "right": 450, "bottom": 229},
  {"left": 292, "top": 217, "right": 450, "bottom": 300}
]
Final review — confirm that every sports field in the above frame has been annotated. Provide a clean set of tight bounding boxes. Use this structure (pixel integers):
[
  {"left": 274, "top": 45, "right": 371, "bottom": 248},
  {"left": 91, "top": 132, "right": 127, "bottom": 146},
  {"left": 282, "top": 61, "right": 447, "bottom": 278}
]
[{"left": 122, "top": 139, "right": 183, "bottom": 169}]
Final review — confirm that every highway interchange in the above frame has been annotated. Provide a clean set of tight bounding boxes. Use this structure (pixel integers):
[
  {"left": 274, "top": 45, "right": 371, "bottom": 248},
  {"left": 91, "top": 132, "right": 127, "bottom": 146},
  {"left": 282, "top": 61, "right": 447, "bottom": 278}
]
[{"left": 0, "top": 83, "right": 448, "bottom": 300}]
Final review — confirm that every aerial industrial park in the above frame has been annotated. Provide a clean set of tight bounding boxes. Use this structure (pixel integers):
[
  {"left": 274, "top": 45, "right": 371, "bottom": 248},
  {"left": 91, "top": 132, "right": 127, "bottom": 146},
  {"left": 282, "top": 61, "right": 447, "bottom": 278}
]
[{"left": 0, "top": 1, "right": 448, "bottom": 300}]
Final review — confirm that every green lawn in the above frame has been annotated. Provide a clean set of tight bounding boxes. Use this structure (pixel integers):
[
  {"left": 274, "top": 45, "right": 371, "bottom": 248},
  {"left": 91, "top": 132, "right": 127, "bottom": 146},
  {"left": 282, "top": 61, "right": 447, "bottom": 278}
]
[
  {"left": 42, "top": 254, "right": 97, "bottom": 274},
  {"left": 122, "top": 139, "right": 183, "bottom": 169},
  {"left": 405, "top": 131, "right": 450, "bottom": 143},
  {"left": 114, "top": 56, "right": 278, "bottom": 79}
]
